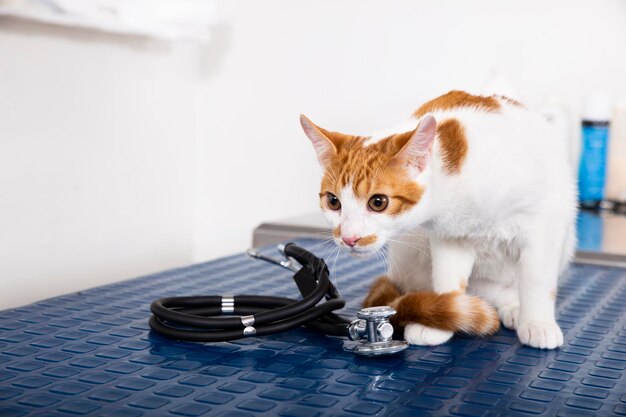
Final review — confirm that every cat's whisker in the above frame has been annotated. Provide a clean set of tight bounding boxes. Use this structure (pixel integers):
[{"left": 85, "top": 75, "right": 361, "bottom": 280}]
[
  {"left": 374, "top": 249, "right": 387, "bottom": 276},
  {"left": 375, "top": 248, "right": 388, "bottom": 274},
  {"left": 375, "top": 247, "right": 399, "bottom": 308},
  {"left": 386, "top": 237, "right": 427, "bottom": 249},
  {"left": 391, "top": 236, "right": 429, "bottom": 248},
  {"left": 386, "top": 236, "right": 427, "bottom": 247},
  {"left": 380, "top": 247, "right": 402, "bottom": 283},
  {"left": 382, "top": 247, "right": 400, "bottom": 278},
  {"left": 397, "top": 230, "right": 429, "bottom": 240},
  {"left": 377, "top": 249, "right": 403, "bottom": 296},
  {"left": 300, "top": 236, "right": 335, "bottom": 255},
  {"left": 386, "top": 238, "right": 431, "bottom": 258},
  {"left": 329, "top": 245, "right": 342, "bottom": 295}
]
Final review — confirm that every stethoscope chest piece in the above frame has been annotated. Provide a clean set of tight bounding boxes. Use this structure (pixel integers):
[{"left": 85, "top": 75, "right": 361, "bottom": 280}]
[{"left": 348, "top": 306, "right": 409, "bottom": 357}]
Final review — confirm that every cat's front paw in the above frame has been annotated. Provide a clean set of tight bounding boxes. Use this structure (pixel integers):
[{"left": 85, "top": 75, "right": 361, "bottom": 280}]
[
  {"left": 404, "top": 323, "right": 453, "bottom": 346},
  {"left": 517, "top": 320, "right": 563, "bottom": 349},
  {"left": 498, "top": 304, "right": 520, "bottom": 330}
]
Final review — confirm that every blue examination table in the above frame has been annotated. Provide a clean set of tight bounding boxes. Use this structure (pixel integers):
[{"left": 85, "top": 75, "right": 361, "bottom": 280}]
[{"left": 1, "top": 238, "right": 625, "bottom": 416}]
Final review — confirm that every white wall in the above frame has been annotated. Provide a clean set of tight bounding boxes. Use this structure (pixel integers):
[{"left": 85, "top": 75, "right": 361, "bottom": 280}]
[
  {"left": 2, "top": 0, "right": 626, "bottom": 310},
  {"left": 0, "top": 19, "right": 201, "bottom": 308}
]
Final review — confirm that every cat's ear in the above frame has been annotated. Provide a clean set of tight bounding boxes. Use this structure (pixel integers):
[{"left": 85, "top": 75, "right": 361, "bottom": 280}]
[
  {"left": 300, "top": 114, "right": 340, "bottom": 167},
  {"left": 393, "top": 115, "right": 437, "bottom": 172}
]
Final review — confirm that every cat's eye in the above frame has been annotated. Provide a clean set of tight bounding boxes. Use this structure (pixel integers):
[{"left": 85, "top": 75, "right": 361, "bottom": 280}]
[
  {"left": 326, "top": 193, "right": 341, "bottom": 211},
  {"left": 368, "top": 194, "right": 389, "bottom": 212}
]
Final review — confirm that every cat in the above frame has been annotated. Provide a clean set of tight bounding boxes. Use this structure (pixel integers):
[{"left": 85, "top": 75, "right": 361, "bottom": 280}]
[{"left": 300, "top": 90, "right": 577, "bottom": 349}]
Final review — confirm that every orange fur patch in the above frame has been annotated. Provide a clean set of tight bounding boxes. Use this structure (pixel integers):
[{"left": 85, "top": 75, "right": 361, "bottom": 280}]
[
  {"left": 414, "top": 90, "right": 501, "bottom": 118},
  {"left": 459, "top": 281, "right": 467, "bottom": 292},
  {"left": 362, "top": 276, "right": 402, "bottom": 308},
  {"left": 437, "top": 118, "right": 468, "bottom": 175},
  {"left": 357, "top": 235, "right": 377, "bottom": 247},
  {"left": 390, "top": 291, "right": 500, "bottom": 336},
  {"left": 362, "top": 277, "right": 498, "bottom": 336},
  {"left": 332, "top": 226, "right": 341, "bottom": 238}
]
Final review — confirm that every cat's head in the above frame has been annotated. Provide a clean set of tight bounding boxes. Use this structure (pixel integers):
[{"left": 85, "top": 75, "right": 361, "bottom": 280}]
[{"left": 300, "top": 114, "right": 437, "bottom": 256}]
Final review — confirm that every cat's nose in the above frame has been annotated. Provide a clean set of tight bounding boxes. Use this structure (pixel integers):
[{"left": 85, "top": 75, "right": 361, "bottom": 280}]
[{"left": 342, "top": 236, "right": 361, "bottom": 247}]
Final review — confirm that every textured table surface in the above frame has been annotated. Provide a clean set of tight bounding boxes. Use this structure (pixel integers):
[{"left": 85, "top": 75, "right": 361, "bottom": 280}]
[{"left": 1, "top": 238, "right": 626, "bottom": 417}]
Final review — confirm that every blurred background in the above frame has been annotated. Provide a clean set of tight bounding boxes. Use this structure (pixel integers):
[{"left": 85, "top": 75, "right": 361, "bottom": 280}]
[{"left": 1, "top": 0, "right": 626, "bottom": 309}]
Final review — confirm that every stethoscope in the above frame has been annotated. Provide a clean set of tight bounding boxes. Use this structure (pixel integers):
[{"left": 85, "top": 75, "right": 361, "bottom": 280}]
[{"left": 149, "top": 243, "right": 408, "bottom": 357}]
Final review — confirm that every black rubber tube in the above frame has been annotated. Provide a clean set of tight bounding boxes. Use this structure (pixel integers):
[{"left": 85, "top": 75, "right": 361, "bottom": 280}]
[{"left": 148, "top": 243, "right": 351, "bottom": 343}]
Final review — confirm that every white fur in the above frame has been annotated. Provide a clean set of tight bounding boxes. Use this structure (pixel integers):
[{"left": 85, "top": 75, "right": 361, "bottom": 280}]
[
  {"left": 320, "top": 100, "right": 577, "bottom": 349},
  {"left": 404, "top": 323, "right": 453, "bottom": 346}
]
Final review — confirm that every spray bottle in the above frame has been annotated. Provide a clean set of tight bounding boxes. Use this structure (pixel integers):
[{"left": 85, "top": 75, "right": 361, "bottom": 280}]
[{"left": 578, "top": 94, "right": 612, "bottom": 207}]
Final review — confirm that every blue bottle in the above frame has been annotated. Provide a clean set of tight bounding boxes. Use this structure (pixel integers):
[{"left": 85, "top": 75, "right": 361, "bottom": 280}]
[{"left": 578, "top": 95, "right": 612, "bottom": 203}]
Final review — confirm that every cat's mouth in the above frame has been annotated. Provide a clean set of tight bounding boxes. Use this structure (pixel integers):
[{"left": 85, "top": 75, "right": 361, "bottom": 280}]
[
  {"left": 333, "top": 237, "right": 381, "bottom": 258},
  {"left": 345, "top": 246, "right": 378, "bottom": 259}
]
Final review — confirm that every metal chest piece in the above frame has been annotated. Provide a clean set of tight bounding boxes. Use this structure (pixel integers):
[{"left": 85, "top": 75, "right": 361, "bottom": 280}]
[{"left": 348, "top": 306, "right": 409, "bottom": 356}]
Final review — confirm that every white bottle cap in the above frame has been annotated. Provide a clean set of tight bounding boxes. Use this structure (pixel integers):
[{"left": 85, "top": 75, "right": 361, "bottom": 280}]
[{"left": 583, "top": 94, "right": 612, "bottom": 122}]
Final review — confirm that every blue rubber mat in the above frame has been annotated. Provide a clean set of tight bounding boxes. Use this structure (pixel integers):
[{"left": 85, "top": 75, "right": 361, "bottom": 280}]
[{"left": 1, "top": 238, "right": 625, "bottom": 417}]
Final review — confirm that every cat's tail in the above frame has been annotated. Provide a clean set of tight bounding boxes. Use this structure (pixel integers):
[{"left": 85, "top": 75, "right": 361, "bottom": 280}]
[{"left": 365, "top": 276, "right": 500, "bottom": 336}]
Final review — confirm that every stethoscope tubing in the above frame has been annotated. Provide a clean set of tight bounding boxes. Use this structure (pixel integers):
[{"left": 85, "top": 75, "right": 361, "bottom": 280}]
[{"left": 149, "top": 243, "right": 351, "bottom": 342}]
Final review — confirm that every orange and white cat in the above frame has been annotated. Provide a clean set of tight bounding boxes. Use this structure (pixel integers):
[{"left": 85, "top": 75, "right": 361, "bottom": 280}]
[{"left": 301, "top": 91, "right": 577, "bottom": 349}]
